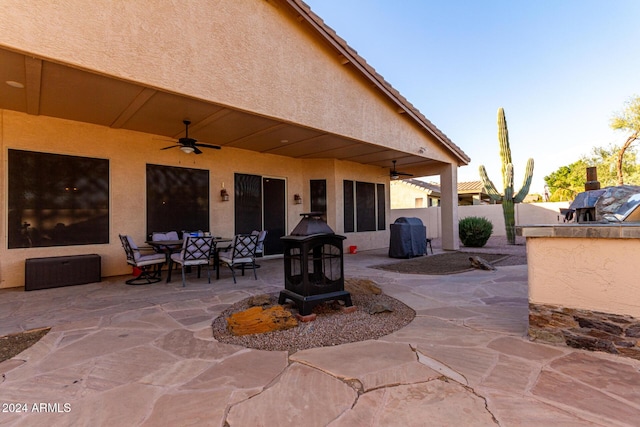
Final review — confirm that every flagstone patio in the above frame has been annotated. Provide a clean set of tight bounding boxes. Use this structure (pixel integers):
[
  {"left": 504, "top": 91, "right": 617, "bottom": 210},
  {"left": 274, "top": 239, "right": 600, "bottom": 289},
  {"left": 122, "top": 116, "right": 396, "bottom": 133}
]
[{"left": 1, "top": 240, "right": 639, "bottom": 426}]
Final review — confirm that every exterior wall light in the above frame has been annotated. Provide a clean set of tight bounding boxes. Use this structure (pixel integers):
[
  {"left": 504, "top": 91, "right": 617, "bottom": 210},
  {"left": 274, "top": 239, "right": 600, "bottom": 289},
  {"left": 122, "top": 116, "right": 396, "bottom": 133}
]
[{"left": 294, "top": 194, "right": 302, "bottom": 204}]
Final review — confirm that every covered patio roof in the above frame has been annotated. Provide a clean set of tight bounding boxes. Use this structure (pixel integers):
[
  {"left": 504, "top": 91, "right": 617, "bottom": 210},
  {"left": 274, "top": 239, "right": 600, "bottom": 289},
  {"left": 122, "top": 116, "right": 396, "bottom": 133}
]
[{"left": 0, "top": 0, "right": 468, "bottom": 175}]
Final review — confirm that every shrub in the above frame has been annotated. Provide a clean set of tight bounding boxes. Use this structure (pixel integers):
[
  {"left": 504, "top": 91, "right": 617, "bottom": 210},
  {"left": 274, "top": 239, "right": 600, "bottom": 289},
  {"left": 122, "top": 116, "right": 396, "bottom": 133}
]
[{"left": 459, "top": 216, "right": 493, "bottom": 247}]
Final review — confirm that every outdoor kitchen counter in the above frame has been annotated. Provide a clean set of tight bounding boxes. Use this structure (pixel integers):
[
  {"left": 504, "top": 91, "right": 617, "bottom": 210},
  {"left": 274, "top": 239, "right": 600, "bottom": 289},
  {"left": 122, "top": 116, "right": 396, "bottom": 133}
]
[
  {"left": 518, "top": 223, "right": 640, "bottom": 319},
  {"left": 518, "top": 223, "right": 640, "bottom": 239}
]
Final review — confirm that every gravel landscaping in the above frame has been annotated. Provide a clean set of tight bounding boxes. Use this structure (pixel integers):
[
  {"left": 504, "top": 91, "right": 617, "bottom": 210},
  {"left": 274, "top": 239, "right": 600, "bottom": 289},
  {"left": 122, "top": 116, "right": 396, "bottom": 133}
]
[{"left": 212, "top": 291, "right": 415, "bottom": 355}]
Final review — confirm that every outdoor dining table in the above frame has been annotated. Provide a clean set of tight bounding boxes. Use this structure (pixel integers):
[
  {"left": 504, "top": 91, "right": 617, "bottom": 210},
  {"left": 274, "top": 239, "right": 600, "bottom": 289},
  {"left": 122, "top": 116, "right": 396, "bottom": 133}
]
[{"left": 145, "top": 237, "right": 232, "bottom": 283}]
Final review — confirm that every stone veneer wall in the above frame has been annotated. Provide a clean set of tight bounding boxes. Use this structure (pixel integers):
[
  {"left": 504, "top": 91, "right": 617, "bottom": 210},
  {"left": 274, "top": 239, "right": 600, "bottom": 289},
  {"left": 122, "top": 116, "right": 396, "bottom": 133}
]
[
  {"left": 529, "top": 303, "right": 640, "bottom": 360},
  {"left": 520, "top": 224, "right": 640, "bottom": 361}
]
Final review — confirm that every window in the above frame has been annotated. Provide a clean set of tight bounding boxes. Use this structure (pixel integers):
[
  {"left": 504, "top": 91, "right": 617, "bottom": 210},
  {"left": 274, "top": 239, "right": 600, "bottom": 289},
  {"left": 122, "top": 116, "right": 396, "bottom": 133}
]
[
  {"left": 310, "top": 179, "right": 327, "bottom": 214},
  {"left": 146, "top": 164, "right": 209, "bottom": 237},
  {"left": 377, "top": 183, "right": 386, "bottom": 231},
  {"left": 343, "top": 180, "right": 355, "bottom": 232},
  {"left": 8, "top": 149, "right": 109, "bottom": 248},
  {"left": 343, "top": 180, "right": 385, "bottom": 233}
]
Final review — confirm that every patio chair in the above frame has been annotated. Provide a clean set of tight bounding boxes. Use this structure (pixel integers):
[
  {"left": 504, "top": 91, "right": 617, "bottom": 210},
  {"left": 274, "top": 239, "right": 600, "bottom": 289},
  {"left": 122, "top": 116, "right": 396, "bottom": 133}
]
[
  {"left": 252, "top": 230, "right": 268, "bottom": 257},
  {"left": 251, "top": 230, "right": 268, "bottom": 268},
  {"left": 119, "top": 234, "right": 166, "bottom": 285},
  {"left": 170, "top": 235, "right": 214, "bottom": 287},
  {"left": 218, "top": 234, "right": 258, "bottom": 283}
]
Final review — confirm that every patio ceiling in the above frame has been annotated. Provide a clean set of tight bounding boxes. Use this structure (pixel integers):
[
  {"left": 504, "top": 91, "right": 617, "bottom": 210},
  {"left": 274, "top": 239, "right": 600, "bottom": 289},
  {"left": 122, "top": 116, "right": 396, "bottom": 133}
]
[{"left": 0, "top": 46, "right": 447, "bottom": 173}]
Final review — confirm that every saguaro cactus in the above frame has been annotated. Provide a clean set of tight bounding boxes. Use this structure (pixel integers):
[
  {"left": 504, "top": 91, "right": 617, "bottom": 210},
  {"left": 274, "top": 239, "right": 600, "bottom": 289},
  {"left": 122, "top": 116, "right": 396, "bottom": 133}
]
[{"left": 479, "top": 108, "right": 534, "bottom": 245}]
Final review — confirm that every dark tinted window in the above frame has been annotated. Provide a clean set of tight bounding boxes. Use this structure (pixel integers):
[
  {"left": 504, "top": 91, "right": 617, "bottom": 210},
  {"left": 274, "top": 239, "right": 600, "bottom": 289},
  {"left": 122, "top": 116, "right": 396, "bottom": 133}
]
[
  {"left": 356, "top": 181, "right": 376, "bottom": 231},
  {"left": 146, "top": 164, "right": 209, "bottom": 237},
  {"left": 377, "top": 183, "right": 386, "bottom": 230},
  {"left": 8, "top": 149, "right": 109, "bottom": 248},
  {"left": 343, "top": 180, "right": 354, "bottom": 232},
  {"left": 310, "top": 179, "right": 327, "bottom": 214}
]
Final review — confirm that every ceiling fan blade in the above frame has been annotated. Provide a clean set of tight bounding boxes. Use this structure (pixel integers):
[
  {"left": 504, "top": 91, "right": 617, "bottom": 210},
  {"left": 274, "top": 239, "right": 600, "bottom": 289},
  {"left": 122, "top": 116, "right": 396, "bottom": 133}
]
[
  {"left": 161, "top": 145, "right": 180, "bottom": 150},
  {"left": 195, "top": 142, "right": 221, "bottom": 150},
  {"left": 193, "top": 146, "right": 203, "bottom": 155}
]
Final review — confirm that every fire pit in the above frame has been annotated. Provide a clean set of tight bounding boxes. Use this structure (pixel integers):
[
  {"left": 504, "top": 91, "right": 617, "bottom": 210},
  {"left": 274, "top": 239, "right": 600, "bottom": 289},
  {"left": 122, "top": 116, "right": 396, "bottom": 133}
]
[{"left": 278, "top": 212, "right": 352, "bottom": 317}]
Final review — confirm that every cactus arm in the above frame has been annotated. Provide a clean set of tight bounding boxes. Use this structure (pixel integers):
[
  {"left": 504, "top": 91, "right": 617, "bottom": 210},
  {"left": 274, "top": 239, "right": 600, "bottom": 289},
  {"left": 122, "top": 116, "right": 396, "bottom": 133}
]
[
  {"left": 514, "top": 158, "right": 535, "bottom": 203},
  {"left": 497, "top": 108, "right": 512, "bottom": 189},
  {"left": 479, "top": 165, "right": 503, "bottom": 201},
  {"left": 504, "top": 163, "right": 514, "bottom": 200}
]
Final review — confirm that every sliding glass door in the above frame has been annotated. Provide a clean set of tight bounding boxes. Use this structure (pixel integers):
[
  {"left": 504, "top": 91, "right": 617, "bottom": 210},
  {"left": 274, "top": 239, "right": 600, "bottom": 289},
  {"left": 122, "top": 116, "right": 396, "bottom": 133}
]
[{"left": 234, "top": 173, "right": 285, "bottom": 255}]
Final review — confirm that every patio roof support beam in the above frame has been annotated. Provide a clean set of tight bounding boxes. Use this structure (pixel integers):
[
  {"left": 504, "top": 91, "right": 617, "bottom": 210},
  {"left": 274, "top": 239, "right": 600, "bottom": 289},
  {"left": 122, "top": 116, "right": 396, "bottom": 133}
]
[{"left": 440, "top": 164, "right": 460, "bottom": 251}]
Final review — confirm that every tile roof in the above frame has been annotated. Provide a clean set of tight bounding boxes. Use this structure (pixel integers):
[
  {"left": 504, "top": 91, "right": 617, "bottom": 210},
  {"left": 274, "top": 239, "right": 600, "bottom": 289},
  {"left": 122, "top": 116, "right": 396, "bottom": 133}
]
[
  {"left": 399, "top": 179, "right": 487, "bottom": 194},
  {"left": 457, "top": 181, "right": 485, "bottom": 193}
]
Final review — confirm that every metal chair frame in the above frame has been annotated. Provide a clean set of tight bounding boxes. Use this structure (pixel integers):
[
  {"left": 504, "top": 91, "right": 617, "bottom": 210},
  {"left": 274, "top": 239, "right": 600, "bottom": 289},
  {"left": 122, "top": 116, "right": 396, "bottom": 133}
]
[
  {"left": 171, "top": 236, "right": 213, "bottom": 287},
  {"left": 218, "top": 234, "right": 258, "bottom": 283},
  {"left": 119, "top": 234, "right": 165, "bottom": 285}
]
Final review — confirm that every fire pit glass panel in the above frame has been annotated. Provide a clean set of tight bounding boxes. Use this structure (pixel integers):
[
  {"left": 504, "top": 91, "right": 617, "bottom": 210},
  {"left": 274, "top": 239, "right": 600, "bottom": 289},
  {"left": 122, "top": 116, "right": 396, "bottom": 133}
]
[{"left": 285, "top": 240, "right": 343, "bottom": 294}]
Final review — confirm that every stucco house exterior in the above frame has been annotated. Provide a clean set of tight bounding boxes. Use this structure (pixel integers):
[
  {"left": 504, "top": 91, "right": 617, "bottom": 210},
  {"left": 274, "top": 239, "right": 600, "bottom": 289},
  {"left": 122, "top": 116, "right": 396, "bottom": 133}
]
[
  {"left": 0, "top": 0, "right": 469, "bottom": 289},
  {"left": 391, "top": 179, "right": 491, "bottom": 208}
]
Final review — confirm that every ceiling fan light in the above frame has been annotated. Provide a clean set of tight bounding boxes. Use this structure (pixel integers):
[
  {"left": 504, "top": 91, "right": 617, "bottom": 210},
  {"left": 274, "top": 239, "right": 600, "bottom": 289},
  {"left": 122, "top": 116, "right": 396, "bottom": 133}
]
[{"left": 180, "top": 146, "right": 195, "bottom": 154}]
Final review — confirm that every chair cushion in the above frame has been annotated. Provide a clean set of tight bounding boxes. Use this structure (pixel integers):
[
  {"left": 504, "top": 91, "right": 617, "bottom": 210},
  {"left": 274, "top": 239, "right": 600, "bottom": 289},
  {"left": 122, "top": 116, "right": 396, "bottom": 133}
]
[
  {"left": 125, "top": 236, "right": 141, "bottom": 261},
  {"left": 218, "top": 254, "right": 232, "bottom": 264},
  {"left": 170, "top": 252, "right": 209, "bottom": 266},
  {"left": 152, "top": 232, "right": 168, "bottom": 241},
  {"left": 136, "top": 252, "right": 165, "bottom": 267}
]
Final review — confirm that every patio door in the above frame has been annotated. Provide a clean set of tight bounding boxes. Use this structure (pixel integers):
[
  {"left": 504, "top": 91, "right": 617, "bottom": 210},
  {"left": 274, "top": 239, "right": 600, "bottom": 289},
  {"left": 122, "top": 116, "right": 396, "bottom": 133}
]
[{"left": 234, "top": 173, "right": 285, "bottom": 255}]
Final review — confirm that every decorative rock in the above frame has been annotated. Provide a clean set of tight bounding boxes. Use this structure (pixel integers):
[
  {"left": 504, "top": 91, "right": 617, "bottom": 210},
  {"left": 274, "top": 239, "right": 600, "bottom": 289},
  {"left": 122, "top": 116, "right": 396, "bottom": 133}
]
[
  {"left": 469, "top": 256, "right": 496, "bottom": 271},
  {"left": 226, "top": 306, "right": 298, "bottom": 336},
  {"left": 247, "top": 294, "right": 272, "bottom": 307},
  {"left": 369, "top": 303, "right": 393, "bottom": 315}
]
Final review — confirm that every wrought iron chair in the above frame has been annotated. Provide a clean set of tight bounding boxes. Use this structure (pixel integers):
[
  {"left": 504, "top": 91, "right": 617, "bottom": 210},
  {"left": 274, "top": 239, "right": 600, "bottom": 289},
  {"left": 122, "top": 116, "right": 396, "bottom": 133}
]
[
  {"left": 170, "top": 235, "right": 214, "bottom": 287},
  {"left": 253, "top": 230, "right": 268, "bottom": 257},
  {"left": 218, "top": 234, "right": 258, "bottom": 283},
  {"left": 251, "top": 230, "right": 268, "bottom": 268},
  {"left": 119, "top": 234, "right": 166, "bottom": 285}
]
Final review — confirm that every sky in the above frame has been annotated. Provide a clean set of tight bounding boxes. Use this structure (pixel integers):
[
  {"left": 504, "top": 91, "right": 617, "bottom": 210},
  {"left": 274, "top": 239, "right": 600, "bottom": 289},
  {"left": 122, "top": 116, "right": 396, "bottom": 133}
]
[{"left": 303, "top": 0, "right": 640, "bottom": 194}]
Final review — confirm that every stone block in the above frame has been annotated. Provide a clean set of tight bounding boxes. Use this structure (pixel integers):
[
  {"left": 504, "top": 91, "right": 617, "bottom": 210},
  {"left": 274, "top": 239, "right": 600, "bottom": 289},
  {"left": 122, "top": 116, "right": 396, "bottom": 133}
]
[{"left": 227, "top": 305, "right": 298, "bottom": 336}]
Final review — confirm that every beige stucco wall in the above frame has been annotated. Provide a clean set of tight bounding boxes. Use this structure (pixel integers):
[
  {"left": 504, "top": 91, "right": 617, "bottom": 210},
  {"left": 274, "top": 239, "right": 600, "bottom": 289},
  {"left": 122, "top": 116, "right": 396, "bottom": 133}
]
[
  {"left": 390, "top": 181, "right": 439, "bottom": 209},
  {"left": 391, "top": 202, "right": 568, "bottom": 238},
  {"left": 526, "top": 236, "right": 640, "bottom": 318},
  {"left": 0, "top": 110, "right": 389, "bottom": 288},
  {"left": 0, "top": 0, "right": 459, "bottom": 167}
]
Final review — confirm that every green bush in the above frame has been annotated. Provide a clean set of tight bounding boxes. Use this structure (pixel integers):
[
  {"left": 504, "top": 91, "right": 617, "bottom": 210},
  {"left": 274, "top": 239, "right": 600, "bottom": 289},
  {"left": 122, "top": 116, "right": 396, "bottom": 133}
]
[{"left": 459, "top": 216, "right": 493, "bottom": 247}]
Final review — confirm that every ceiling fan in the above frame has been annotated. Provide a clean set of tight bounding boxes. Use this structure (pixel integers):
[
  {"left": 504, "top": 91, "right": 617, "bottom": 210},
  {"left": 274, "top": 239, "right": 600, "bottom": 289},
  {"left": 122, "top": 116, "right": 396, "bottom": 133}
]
[
  {"left": 389, "top": 160, "right": 413, "bottom": 180},
  {"left": 161, "top": 120, "right": 221, "bottom": 154}
]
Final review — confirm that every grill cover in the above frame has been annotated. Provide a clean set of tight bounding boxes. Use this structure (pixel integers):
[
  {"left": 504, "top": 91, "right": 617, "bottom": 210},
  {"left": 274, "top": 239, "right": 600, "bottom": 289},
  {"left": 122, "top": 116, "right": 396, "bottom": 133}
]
[{"left": 389, "top": 217, "right": 426, "bottom": 258}]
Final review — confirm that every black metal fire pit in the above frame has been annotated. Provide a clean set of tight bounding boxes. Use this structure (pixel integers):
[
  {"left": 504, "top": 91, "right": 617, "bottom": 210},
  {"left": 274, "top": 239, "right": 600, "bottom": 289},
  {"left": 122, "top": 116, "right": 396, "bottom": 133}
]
[{"left": 279, "top": 212, "right": 352, "bottom": 316}]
